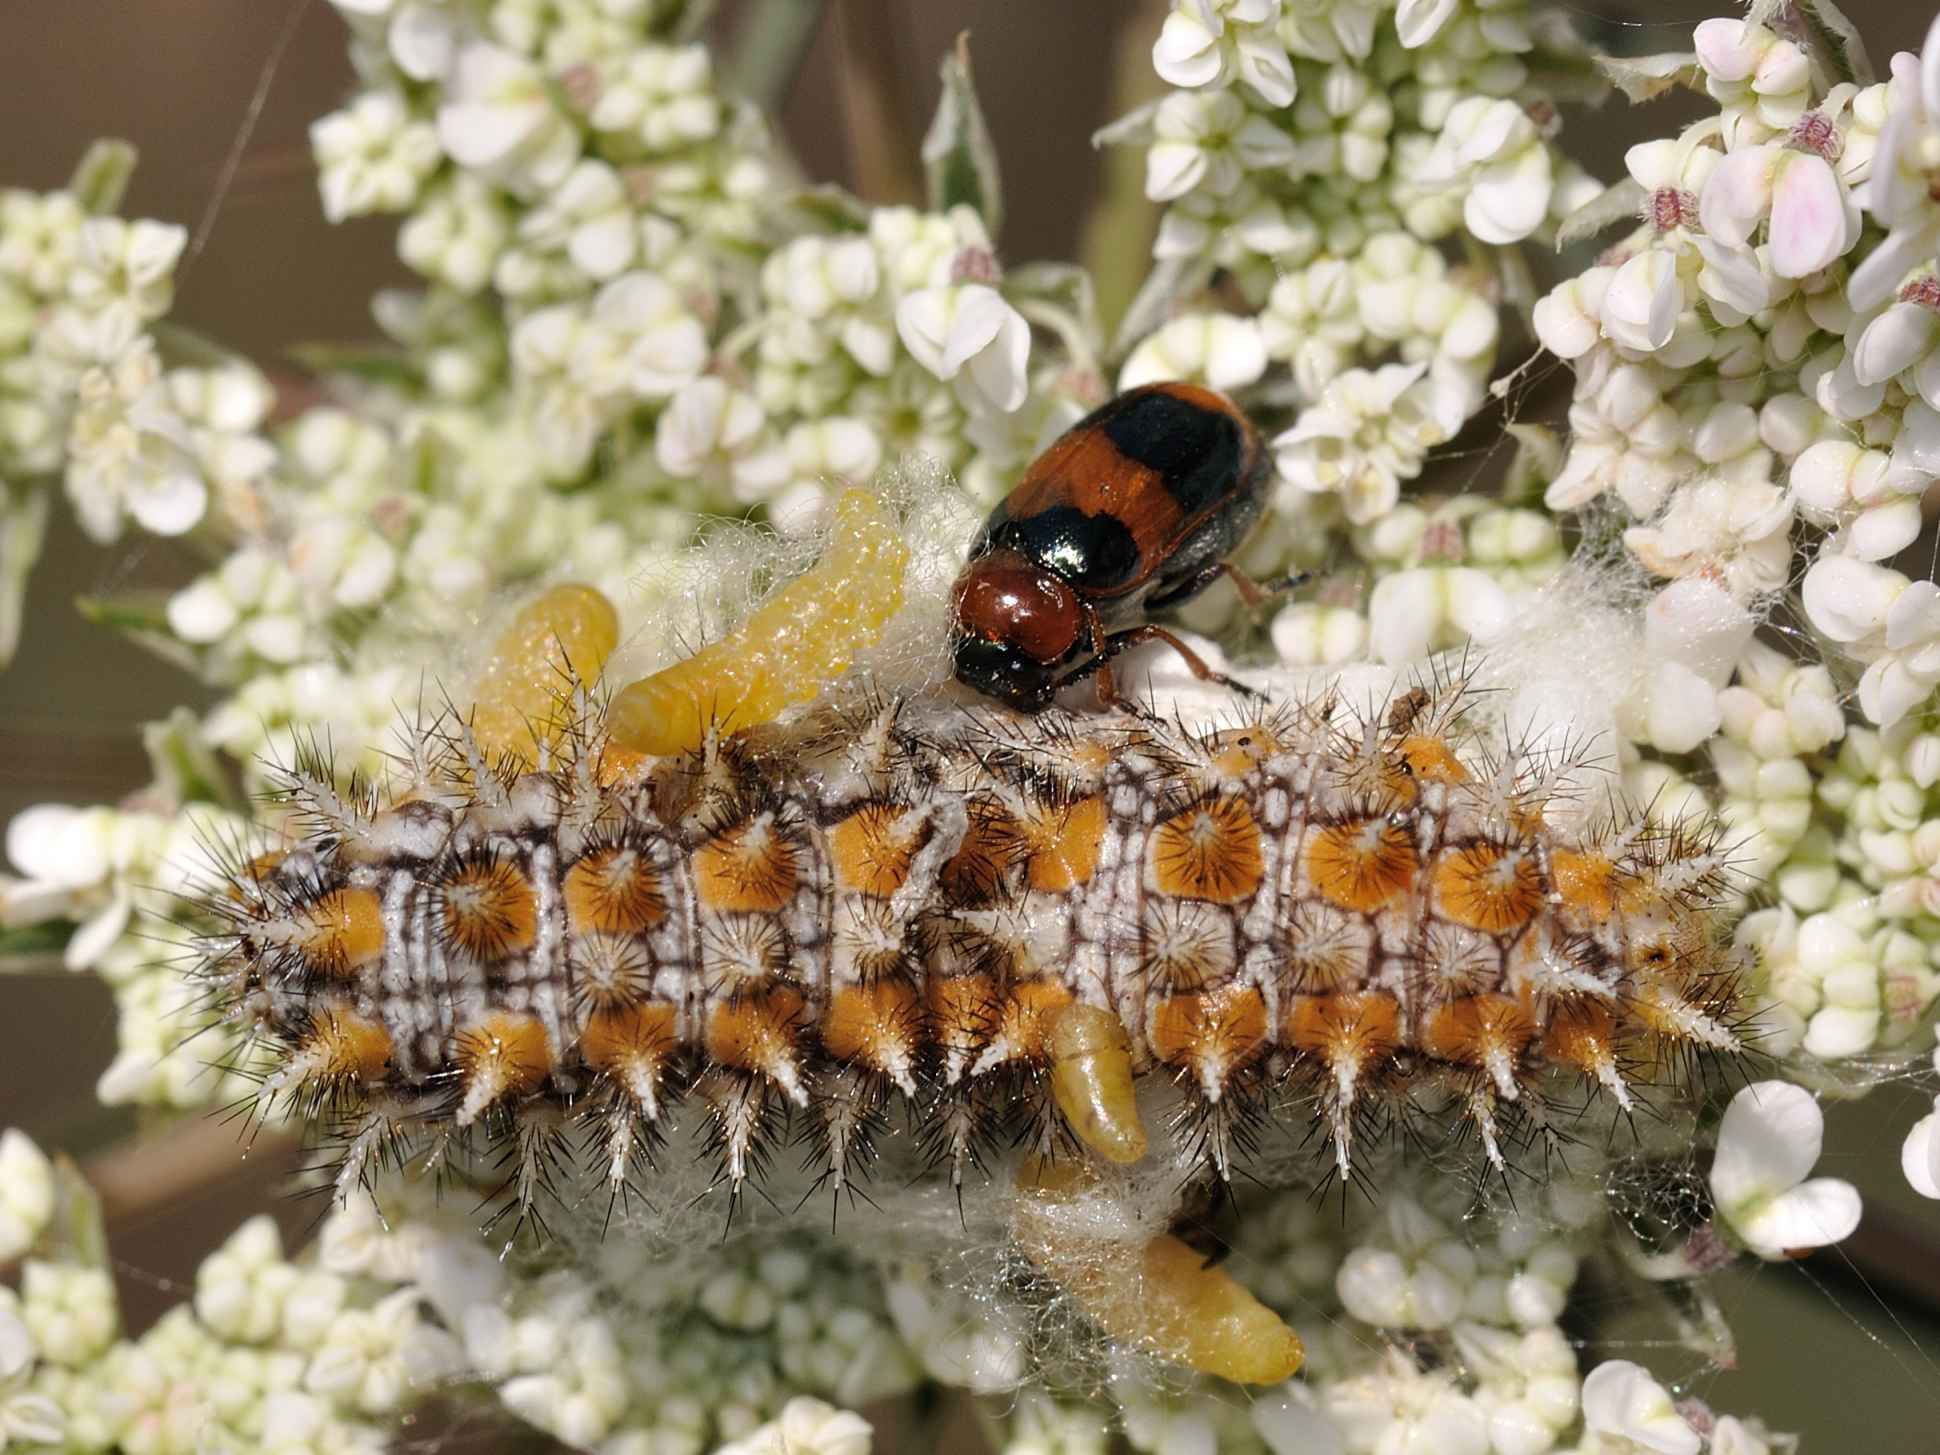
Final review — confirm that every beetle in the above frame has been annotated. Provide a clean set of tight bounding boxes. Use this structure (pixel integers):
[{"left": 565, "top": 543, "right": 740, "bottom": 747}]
[{"left": 950, "top": 381, "right": 1277, "bottom": 713}]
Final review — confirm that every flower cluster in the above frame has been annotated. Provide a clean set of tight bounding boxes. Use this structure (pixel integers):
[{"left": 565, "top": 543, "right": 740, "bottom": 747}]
[{"left": 3, "top": 0, "right": 1940, "bottom": 1451}]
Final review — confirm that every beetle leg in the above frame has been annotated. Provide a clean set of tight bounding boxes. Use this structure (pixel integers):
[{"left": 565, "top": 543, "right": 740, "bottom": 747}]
[
  {"left": 1145, "top": 562, "right": 1308, "bottom": 614},
  {"left": 1221, "top": 563, "right": 1309, "bottom": 611},
  {"left": 1094, "top": 625, "right": 1265, "bottom": 709}
]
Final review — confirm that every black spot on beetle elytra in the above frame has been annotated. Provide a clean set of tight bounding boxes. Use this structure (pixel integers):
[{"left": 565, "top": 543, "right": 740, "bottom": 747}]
[
  {"left": 1097, "top": 389, "right": 1245, "bottom": 518},
  {"left": 987, "top": 504, "right": 1142, "bottom": 593}
]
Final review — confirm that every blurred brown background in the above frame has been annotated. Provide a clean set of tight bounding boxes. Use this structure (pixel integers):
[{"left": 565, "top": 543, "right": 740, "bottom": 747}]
[{"left": 3, "top": 1, "right": 1938, "bottom": 1447}]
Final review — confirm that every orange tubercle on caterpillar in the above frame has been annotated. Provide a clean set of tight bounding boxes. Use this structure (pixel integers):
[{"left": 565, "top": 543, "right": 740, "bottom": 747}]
[{"left": 605, "top": 488, "right": 909, "bottom": 757}]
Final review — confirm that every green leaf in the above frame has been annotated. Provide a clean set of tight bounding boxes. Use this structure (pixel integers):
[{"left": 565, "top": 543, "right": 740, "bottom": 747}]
[
  {"left": 1006, "top": 262, "right": 1104, "bottom": 373},
  {"left": 1502, "top": 422, "right": 1565, "bottom": 504},
  {"left": 921, "top": 33, "right": 1003, "bottom": 237},
  {"left": 47, "top": 1155, "right": 111, "bottom": 1272},
  {"left": 1555, "top": 178, "right": 1645, "bottom": 250},
  {"left": 0, "top": 920, "right": 76, "bottom": 972},
  {"left": 151, "top": 321, "right": 243, "bottom": 372},
  {"left": 662, "top": 0, "right": 721, "bottom": 43},
  {"left": 0, "top": 482, "right": 50, "bottom": 670},
  {"left": 717, "top": 0, "right": 823, "bottom": 110},
  {"left": 778, "top": 183, "right": 872, "bottom": 234},
  {"left": 1091, "top": 99, "right": 1161, "bottom": 151},
  {"left": 1800, "top": 0, "right": 1874, "bottom": 86},
  {"left": 74, "top": 592, "right": 204, "bottom": 675},
  {"left": 143, "top": 707, "right": 239, "bottom": 811},
  {"left": 68, "top": 139, "right": 136, "bottom": 215},
  {"left": 287, "top": 341, "right": 419, "bottom": 392},
  {"left": 1108, "top": 254, "right": 1208, "bottom": 363}
]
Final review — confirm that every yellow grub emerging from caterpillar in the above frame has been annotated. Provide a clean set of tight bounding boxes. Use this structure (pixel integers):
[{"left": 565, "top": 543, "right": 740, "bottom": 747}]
[
  {"left": 470, "top": 583, "right": 620, "bottom": 767},
  {"left": 1012, "top": 1156, "right": 1304, "bottom": 1386},
  {"left": 607, "top": 488, "right": 908, "bottom": 756},
  {"left": 1049, "top": 1002, "right": 1148, "bottom": 1165}
]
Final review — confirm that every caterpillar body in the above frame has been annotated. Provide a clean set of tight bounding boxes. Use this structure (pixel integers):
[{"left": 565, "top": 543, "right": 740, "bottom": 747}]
[{"left": 200, "top": 675, "right": 1748, "bottom": 1238}]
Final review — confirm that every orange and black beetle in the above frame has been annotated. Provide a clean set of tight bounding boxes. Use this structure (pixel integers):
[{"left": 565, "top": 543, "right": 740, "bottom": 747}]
[{"left": 950, "top": 381, "right": 1272, "bottom": 712}]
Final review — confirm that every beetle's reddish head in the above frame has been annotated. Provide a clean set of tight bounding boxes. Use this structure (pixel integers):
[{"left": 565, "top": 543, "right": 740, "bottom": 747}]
[{"left": 950, "top": 548, "right": 1090, "bottom": 712}]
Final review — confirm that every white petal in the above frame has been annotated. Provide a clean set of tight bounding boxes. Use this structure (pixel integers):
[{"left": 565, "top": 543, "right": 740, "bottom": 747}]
[
  {"left": 1699, "top": 147, "right": 1777, "bottom": 249},
  {"left": 894, "top": 288, "right": 954, "bottom": 379},
  {"left": 1901, "top": 1099, "right": 1940, "bottom": 1199},
  {"left": 1693, "top": 18, "right": 1758, "bottom": 82},
  {"left": 1694, "top": 237, "right": 1771, "bottom": 316},
  {"left": 127, "top": 470, "right": 209, "bottom": 536},
  {"left": 1602, "top": 250, "right": 1681, "bottom": 352},
  {"left": 1395, "top": 0, "right": 1459, "bottom": 49},
  {"left": 1848, "top": 221, "right": 1934, "bottom": 312},
  {"left": 1464, "top": 150, "right": 1550, "bottom": 245},
  {"left": 1854, "top": 302, "right": 1940, "bottom": 386},
  {"left": 1734, "top": 1176, "right": 1861, "bottom": 1257},
  {"left": 1644, "top": 576, "right": 1753, "bottom": 684},
  {"left": 1801, "top": 555, "right": 1906, "bottom": 642},
  {"left": 1712, "top": 1080, "right": 1823, "bottom": 1210},
  {"left": 1580, "top": 1361, "right": 1700, "bottom": 1455},
  {"left": 1152, "top": 12, "right": 1224, "bottom": 89},
  {"left": 569, "top": 214, "right": 636, "bottom": 280},
  {"left": 1851, "top": 498, "right": 1924, "bottom": 561},
  {"left": 1770, "top": 155, "right": 1854, "bottom": 277},
  {"left": 1884, "top": 579, "right": 1940, "bottom": 650}
]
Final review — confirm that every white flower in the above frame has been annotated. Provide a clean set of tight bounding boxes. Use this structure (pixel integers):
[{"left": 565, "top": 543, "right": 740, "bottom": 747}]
[
  {"left": 1153, "top": 1, "right": 1294, "bottom": 107},
  {"left": 654, "top": 377, "right": 785, "bottom": 501},
  {"left": 1789, "top": 439, "right": 1925, "bottom": 564},
  {"left": 586, "top": 44, "right": 721, "bottom": 153},
  {"left": 1701, "top": 132, "right": 1859, "bottom": 279},
  {"left": 1623, "top": 475, "right": 1793, "bottom": 598},
  {"left": 1615, "top": 577, "right": 1754, "bottom": 755},
  {"left": 1693, "top": 19, "right": 1811, "bottom": 143},
  {"left": 64, "top": 337, "right": 205, "bottom": 541},
  {"left": 1271, "top": 601, "right": 1367, "bottom": 666},
  {"left": 436, "top": 43, "right": 579, "bottom": 195},
  {"left": 1274, "top": 362, "right": 1455, "bottom": 524},
  {"left": 1601, "top": 249, "right": 1682, "bottom": 353},
  {"left": 1366, "top": 567, "right": 1512, "bottom": 664},
  {"left": 716, "top": 1396, "right": 872, "bottom": 1455},
  {"left": 0, "top": 1130, "right": 54, "bottom": 1261},
  {"left": 1710, "top": 1080, "right": 1861, "bottom": 1259},
  {"left": 1852, "top": 22, "right": 1940, "bottom": 310},
  {"left": 1452, "top": 1324, "right": 1578, "bottom": 1455},
  {"left": 1145, "top": 90, "right": 1293, "bottom": 201},
  {"left": 311, "top": 89, "right": 441, "bottom": 222},
  {"left": 306, "top": 1289, "right": 461, "bottom": 1416},
  {"left": 1119, "top": 312, "right": 1266, "bottom": 393},
  {"left": 399, "top": 174, "right": 513, "bottom": 294},
  {"left": 194, "top": 1215, "right": 299, "bottom": 1344},
  {"left": 1423, "top": 96, "right": 1554, "bottom": 245},
  {"left": 1323, "top": 1350, "right": 1488, "bottom": 1455},
  {"left": 1804, "top": 561, "right": 1940, "bottom": 725},
  {"left": 1902, "top": 1094, "right": 1940, "bottom": 1198},
  {"left": 895, "top": 284, "right": 1030, "bottom": 414},
  {"left": 1579, "top": 1360, "right": 1699, "bottom": 1455},
  {"left": 67, "top": 216, "right": 186, "bottom": 323},
  {"left": 883, "top": 1266, "right": 1025, "bottom": 1394},
  {"left": 1802, "top": 554, "right": 1906, "bottom": 644},
  {"left": 20, "top": 1262, "right": 116, "bottom": 1367}
]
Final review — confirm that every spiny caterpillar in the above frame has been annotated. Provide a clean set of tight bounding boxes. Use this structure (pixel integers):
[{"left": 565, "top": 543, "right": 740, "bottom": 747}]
[{"left": 200, "top": 668, "right": 1746, "bottom": 1215}]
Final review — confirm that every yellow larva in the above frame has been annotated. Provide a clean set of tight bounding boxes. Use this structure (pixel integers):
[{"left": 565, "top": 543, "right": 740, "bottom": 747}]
[
  {"left": 1011, "top": 1155, "right": 1305, "bottom": 1386},
  {"left": 606, "top": 488, "right": 908, "bottom": 757},
  {"left": 470, "top": 583, "right": 620, "bottom": 767}
]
